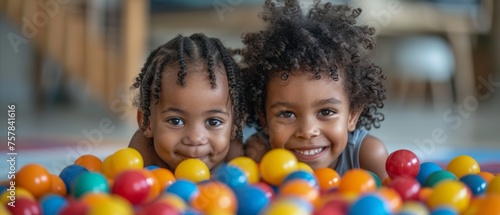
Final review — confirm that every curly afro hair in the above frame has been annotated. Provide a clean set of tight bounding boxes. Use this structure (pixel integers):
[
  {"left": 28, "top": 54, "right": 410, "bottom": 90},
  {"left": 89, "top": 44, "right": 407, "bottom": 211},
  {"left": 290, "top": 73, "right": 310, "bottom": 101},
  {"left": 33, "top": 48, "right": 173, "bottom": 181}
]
[
  {"left": 132, "top": 33, "right": 246, "bottom": 141},
  {"left": 241, "top": 0, "right": 386, "bottom": 131}
]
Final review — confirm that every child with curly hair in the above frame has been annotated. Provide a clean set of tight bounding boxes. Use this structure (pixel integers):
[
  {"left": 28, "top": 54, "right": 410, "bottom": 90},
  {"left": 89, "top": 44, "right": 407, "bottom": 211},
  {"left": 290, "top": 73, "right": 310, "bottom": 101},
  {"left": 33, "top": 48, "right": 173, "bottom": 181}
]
[
  {"left": 242, "top": 0, "right": 388, "bottom": 179},
  {"left": 128, "top": 33, "right": 246, "bottom": 171}
]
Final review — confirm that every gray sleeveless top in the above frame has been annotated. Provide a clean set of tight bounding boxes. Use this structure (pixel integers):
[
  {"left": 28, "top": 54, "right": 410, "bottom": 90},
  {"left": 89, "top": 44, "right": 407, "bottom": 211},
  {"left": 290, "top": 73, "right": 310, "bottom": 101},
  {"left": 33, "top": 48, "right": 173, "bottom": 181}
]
[{"left": 253, "top": 129, "right": 368, "bottom": 176}]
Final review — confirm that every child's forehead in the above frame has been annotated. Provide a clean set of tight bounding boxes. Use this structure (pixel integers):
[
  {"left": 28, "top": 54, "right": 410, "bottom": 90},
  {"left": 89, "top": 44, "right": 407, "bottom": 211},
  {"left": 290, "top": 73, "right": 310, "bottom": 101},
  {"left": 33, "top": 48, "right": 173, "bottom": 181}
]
[{"left": 269, "top": 70, "right": 344, "bottom": 84}]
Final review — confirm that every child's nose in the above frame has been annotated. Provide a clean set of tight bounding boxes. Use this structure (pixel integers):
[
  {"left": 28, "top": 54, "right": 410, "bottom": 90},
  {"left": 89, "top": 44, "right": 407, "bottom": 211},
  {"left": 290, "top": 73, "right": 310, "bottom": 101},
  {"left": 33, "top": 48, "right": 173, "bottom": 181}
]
[
  {"left": 295, "top": 118, "right": 320, "bottom": 139},
  {"left": 182, "top": 125, "right": 209, "bottom": 146}
]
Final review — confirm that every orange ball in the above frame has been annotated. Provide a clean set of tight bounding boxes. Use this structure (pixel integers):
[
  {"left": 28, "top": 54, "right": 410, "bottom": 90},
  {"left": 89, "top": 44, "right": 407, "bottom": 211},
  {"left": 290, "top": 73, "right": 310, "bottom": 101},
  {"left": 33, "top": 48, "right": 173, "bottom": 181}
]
[
  {"left": 418, "top": 187, "right": 433, "bottom": 202},
  {"left": 279, "top": 179, "right": 320, "bottom": 205},
  {"left": 81, "top": 192, "right": 111, "bottom": 208},
  {"left": 377, "top": 187, "right": 403, "bottom": 212},
  {"left": 150, "top": 168, "right": 176, "bottom": 191},
  {"left": 478, "top": 171, "right": 496, "bottom": 183},
  {"left": 16, "top": 164, "right": 52, "bottom": 198},
  {"left": 75, "top": 154, "right": 103, "bottom": 172},
  {"left": 140, "top": 170, "right": 161, "bottom": 203},
  {"left": 313, "top": 168, "right": 341, "bottom": 192},
  {"left": 191, "top": 181, "right": 236, "bottom": 213},
  {"left": 339, "top": 169, "right": 376, "bottom": 194},
  {"left": 464, "top": 193, "right": 500, "bottom": 214},
  {"left": 49, "top": 174, "right": 67, "bottom": 196}
]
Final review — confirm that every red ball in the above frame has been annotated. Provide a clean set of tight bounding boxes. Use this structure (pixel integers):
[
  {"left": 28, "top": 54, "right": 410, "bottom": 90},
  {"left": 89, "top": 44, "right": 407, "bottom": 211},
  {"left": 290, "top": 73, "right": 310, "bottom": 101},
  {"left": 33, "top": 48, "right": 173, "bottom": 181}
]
[
  {"left": 7, "top": 197, "right": 42, "bottom": 215},
  {"left": 112, "top": 170, "right": 152, "bottom": 205},
  {"left": 388, "top": 176, "right": 421, "bottom": 201},
  {"left": 386, "top": 149, "right": 420, "bottom": 179},
  {"left": 314, "top": 198, "right": 349, "bottom": 215},
  {"left": 58, "top": 200, "right": 89, "bottom": 215},
  {"left": 138, "top": 201, "right": 180, "bottom": 215}
]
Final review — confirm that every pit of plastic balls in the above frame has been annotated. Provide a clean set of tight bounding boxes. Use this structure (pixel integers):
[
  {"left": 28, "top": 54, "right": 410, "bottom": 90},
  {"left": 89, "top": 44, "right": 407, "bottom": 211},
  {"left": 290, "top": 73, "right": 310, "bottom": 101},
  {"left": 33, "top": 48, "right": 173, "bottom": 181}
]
[{"left": 2, "top": 147, "right": 500, "bottom": 215}]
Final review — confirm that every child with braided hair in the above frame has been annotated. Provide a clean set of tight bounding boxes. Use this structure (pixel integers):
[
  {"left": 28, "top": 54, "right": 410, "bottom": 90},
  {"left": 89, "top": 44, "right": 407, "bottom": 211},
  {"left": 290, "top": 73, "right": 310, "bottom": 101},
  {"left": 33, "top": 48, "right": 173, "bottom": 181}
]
[
  {"left": 128, "top": 33, "right": 246, "bottom": 171},
  {"left": 242, "top": 0, "right": 389, "bottom": 179}
]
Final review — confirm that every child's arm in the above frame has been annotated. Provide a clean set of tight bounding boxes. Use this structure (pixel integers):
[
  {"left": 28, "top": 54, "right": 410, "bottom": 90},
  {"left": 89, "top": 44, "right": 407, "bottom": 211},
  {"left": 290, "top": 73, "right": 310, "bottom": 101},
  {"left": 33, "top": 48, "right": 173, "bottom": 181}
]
[
  {"left": 244, "top": 134, "right": 270, "bottom": 163},
  {"left": 225, "top": 139, "right": 245, "bottom": 162},
  {"left": 128, "top": 129, "right": 168, "bottom": 168},
  {"left": 359, "top": 134, "right": 389, "bottom": 180}
]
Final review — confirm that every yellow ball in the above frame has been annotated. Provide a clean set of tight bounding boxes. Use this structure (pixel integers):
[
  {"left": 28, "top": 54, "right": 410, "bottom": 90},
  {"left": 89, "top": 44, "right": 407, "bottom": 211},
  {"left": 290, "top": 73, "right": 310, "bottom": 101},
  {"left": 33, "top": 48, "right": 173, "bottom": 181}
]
[
  {"left": 1, "top": 187, "right": 34, "bottom": 205},
  {"left": 297, "top": 162, "right": 314, "bottom": 173},
  {"left": 446, "top": 155, "right": 480, "bottom": 178},
  {"left": 175, "top": 159, "right": 210, "bottom": 183},
  {"left": 260, "top": 148, "right": 298, "bottom": 186},
  {"left": 486, "top": 175, "right": 500, "bottom": 195},
  {"left": 88, "top": 195, "right": 134, "bottom": 215},
  {"left": 111, "top": 148, "right": 144, "bottom": 174},
  {"left": 263, "top": 198, "right": 309, "bottom": 215},
  {"left": 228, "top": 156, "right": 260, "bottom": 184},
  {"left": 158, "top": 193, "right": 187, "bottom": 212},
  {"left": 426, "top": 180, "right": 471, "bottom": 213}
]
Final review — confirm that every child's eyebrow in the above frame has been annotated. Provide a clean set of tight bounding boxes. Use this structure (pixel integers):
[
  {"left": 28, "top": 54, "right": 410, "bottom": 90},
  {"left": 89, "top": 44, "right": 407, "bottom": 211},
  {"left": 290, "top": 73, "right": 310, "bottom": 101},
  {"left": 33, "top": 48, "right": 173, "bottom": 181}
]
[
  {"left": 315, "top": 98, "right": 342, "bottom": 106},
  {"left": 205, "top": 109, "right": 230, "bottom": 116},
  {"left": 161, "top": 108, "right": 184, "bottom": 115}
]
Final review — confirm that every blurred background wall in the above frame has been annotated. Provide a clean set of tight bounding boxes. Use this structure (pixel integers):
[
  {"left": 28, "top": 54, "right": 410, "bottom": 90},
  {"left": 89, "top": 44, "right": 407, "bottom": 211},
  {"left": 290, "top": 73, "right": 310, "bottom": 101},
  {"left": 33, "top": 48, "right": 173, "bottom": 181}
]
[{"left": 0, "top": 0, "right": 499, "bottom": 176}]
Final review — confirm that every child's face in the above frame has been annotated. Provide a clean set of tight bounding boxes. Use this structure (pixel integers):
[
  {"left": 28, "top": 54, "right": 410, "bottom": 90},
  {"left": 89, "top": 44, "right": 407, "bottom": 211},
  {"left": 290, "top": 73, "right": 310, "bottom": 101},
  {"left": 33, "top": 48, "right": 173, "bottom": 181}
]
[
  {"left": 145, "top": 66, "right": 233, "bottom": 170},
  {"left": 262, "top": 71, "right": 361, "bottom": 170}
]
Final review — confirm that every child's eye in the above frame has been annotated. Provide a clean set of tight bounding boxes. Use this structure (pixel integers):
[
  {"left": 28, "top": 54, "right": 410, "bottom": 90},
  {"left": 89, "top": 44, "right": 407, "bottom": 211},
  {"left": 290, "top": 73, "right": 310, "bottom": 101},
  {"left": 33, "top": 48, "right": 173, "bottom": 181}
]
[
  {"left": 167, "top": 118, "right": 184, "bottom": 126},
  {"left": 277, "top": 111, "right": 296, "bottom": 118},
  {"left": 207, "top": 118, "right": 223, "bottom": 127},
  {"left": 318, "top": 109, "right": 335, "bottom": 116}
]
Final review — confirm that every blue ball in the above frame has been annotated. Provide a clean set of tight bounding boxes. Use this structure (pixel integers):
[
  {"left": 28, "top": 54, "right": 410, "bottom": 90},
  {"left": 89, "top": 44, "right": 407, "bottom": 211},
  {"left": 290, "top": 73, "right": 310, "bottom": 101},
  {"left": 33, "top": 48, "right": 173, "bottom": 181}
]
[
  {"left": 212, "top": 164, "right": 248, "bottom": 189},
  {"left": 431, "top": 206, "right": 457, "bottom": 215},
  {"left": 416, "top": 162, "right": 442, "bottom": 185},
  {"left": 59, "top": 164, "right": 88, "bottom": 194},
  {"left": 460, "top": 174, "right": 487, "bottom": 196},
  {"left": 165, "top": 179, "right": 199, "bottom": 203},
  {"left": 349, "top": 194, "right": 390, "bottom": 215},
  {"left": 283, "top": 170, "right": 318, "bottom": 188},
  {"left": 144, "top": 165, "right": 159, "bottom": 170},
  {"left": 40, "top": 194, "right": 67, "bottom": 215},
  {"left": 235, "top": 186, "right": 270, "bottom": 215}
]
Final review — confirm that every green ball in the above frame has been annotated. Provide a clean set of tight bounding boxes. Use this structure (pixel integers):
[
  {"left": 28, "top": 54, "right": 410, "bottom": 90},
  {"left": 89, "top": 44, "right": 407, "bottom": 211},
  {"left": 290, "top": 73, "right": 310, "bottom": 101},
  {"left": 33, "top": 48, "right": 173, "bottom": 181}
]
[
  {"left": 424, "top": 170, "right": 457, "bottom": 187},
  {"left": 71, "top": 171, "right": 109, "bottom": 198}
]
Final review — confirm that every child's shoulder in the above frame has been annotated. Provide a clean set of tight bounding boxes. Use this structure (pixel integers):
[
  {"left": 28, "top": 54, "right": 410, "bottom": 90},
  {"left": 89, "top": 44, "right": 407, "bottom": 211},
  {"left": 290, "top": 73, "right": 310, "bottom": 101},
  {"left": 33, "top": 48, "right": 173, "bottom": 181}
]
[{"left": 359, "top": 133, "right": 388, "bottom": 179}]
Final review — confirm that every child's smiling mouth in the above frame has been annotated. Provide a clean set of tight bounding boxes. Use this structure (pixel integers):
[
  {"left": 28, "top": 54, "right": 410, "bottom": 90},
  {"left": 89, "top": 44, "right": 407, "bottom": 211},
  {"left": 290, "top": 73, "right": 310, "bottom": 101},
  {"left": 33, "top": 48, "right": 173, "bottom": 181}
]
[{"left": 293, "top": 147, "right": 327, "bottom": 156}]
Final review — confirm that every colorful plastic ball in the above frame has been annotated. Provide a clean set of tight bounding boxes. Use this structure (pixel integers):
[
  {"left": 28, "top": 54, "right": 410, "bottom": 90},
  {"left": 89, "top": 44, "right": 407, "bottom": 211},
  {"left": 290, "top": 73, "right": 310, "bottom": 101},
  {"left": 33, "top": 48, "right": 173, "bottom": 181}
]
[
  {"left": 260, "top": 148, "right": 299, "bottom": 186},
  {"left": 234, "top": 185, "right": 270, "bottom": 215},
  {"left": 283, "top": 170, "right": 318, "bottom": 188},
  {"left": 339, "top": 169, "right": 376, "bottom": 194},
  {"left": 101, "top": 156, "right": 115, "bottom": 178},
  {"left": 279, "top": 179, "right": 320, "bottom": 205},
  {"left": 313, "top": 168, "right": 341, "bottom": 192},
  {"left": 137, "top": 201, "right": 179, "bottom": 215},
  {"left": 7, "top": 197, "right": 42, "bottom": 215},
  {"left": 427, "top": 180, "right": 471, "bottom": 213},
  {"left": 386, "top": 149, "right": 420, "bottom": 179},
  {"left": 446, "top": 155, "right": 480, "bottom": 179},
  {"left": 157, "top": 193, "right": 187, "bottom": 213},
  {"left": 16, "top": 163, "right": 52, "bottom": 198},
  {"left": 254, "top": 182, "right": 275, "bottom": 200},
  {"left": 40, "top": 194, "right": 67, "bottom": 215},
  {"left": 151, "top": 168, "right": 176, "bottom": 191},
  {"left": 425, "top": 170, "right": 457, "bottom": 187},
  {"left": 388, "top": 176, "right": 421, "bottom": 201},
  {"left": 377, "top": 187, "right": 403, "bottom": 213},
  {"left": 212, "top": 164, "right": 248, "bottom": 189},
  {"left": 418, "top": 187, "right": 433, "bottom": 202},
  {"left": 263, "top": 197, "right": 311, "bottom": 215},
  {"left": 398, "top": 201, "right": 429, "bottom": 215},
  {"left": 58, "top": 200, "right": 89, "bottom": 215},
  {"left": 228, "top": 156, "right": 260, "bottom": 184},
  {"left": 174, "top": 159, "right": 210, "bottom": 183},
  {"left": 416, "top": 162, "right": 442, "bottom": 185},
  {"left": 75, "top": 154, "right": 102, "bottom": 172},
  {"left": 0, "top": 204, "right": 10, "bottom": 215},
  {"left": 71, "top": 171, "right": 109, "bottom": 198},
  {"left": 349, "top": 194, "right": 390, "bottom": 215},
  {"left": 110, "top": 148, "right": 144, "bottom": 174},
  {"left": 465, "top": 193, "right": 500, "bottom": 214},
  {"left": 1, "top": 186, "right": 34, "bottom": 205},
  {"left": 486, "top": 175, "right": 500, "bottom": 195},
  {"left": 112, "top": 170, "right": 151, "bottom": 205},
  {"left": 49, "top": 174, "right": 67, "bottom": 196},
  {"left": 430, "top": 206, "right": 457, "bottom": 215},
  {"left": 191, "top": 181, "right": 237, "bottom": 213},
  {"left": 88, "top": 195, "right": 134, "bottom": 215},
  {"left": 368, "top": 171, "right": 382, "bottom": 188},
  {"left": 459, "top": 174, "right": 487, "bottom": 196},
  {"left": 165, "top": 179, "right": 199, "bottom": 203},
  {"left": 314, "top": 197, "right": 350, "bottom": 215},
  {"left": 59, "top": 164, "right": 89, "bottom": 194},
  {"left": 297, "top": 162, "right": 314, "bottom": 173},
  {"left": 145, "top": 165, "right": 159, "bottom": 170},
  {"left": 141, "top": 169, "right": 161, "bottom": 202},
  {"left": 477, "top": 171, "right": 496, "bottom": 183},
  {"left": 80, "top": 192, "right": 111, "bottom": 208}
]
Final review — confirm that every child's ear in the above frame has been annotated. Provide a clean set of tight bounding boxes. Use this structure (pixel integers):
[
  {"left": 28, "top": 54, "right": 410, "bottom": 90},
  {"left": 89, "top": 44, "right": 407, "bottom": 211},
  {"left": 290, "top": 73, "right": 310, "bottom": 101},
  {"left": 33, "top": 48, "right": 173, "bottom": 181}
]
[
  {"left": 137, "top": 110, "right": 153, "bottom": 138},
  {"left": 347, "top": 109, "right": 363, "bottom": 132}
]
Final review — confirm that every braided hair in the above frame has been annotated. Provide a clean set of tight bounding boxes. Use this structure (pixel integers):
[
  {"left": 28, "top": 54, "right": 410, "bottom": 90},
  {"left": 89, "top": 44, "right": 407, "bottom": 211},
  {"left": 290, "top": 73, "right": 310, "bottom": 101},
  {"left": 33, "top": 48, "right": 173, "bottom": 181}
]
[
  {"left": 242, "top": 0, "right": 386, "bottom": 131},
  {"left": 132, "top": 33, "right": 245, "bottom": 141}
]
